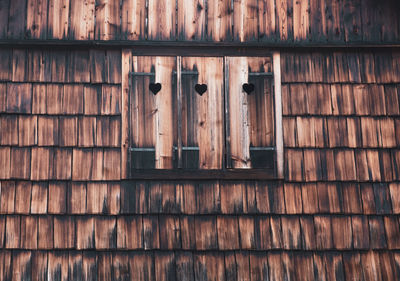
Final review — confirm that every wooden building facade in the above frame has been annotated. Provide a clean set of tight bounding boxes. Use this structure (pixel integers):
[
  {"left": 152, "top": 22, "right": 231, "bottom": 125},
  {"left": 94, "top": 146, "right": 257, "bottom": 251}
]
[{"left": 0, "top": 0, "right": 400, "bottom": 280}]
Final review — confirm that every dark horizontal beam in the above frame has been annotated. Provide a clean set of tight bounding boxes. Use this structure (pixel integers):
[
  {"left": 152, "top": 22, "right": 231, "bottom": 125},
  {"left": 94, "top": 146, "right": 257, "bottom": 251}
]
[
  {"left": 129, "top": 169, "right": 281, "bottom": 180},
  {"left": 0, "top": 39, "right": 399, "bottom": 54}
]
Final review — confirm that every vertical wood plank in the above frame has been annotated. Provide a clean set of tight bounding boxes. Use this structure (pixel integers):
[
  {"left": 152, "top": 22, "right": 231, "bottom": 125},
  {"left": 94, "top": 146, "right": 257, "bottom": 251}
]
[
  {"left": 26, "top": 0, "right": 48, "bottom": 39},
  {"left": 148, "top": 0, "right": 176, "bottom": 40},
  {"left": 325, "top": 0, "right": 344, "bottom": 41},
  {"left": 342, "top": 0, "right": 361, "bottom": 42},
  {"left": 293, "top": 0, "right": 310, "bottom": 41},
  {"left": 207, "top": 0, "right": 233, "bottom": 41},
  {"left": 15, "top": 181, "right": 32, "bottom": 214},
  {"left": 233, "top": 0, "right": 258, "bottom": 41},
  {"left": 38, "top": 216, "right": 54, "bottom": 249},
  {"left": 309, "top": 0, "right": 327, "bottom": 41},
  {"left": 11, "top": 147, "right": 31, "bottom": 179},
  {"left": 95, "top": 0, "right": 120, "bottom": 40},
  {"left": 48, "top": 0, "right": 70, "bottom": 39},
  {"left": 178, "top": 0, "right": 206, "bottom": 41},
  {"left": 258, "top": 0, "right": 276, "bottom": 41},
  {"left": 121, "top": 49, "right": 131, "bottom": 178},
  {"left": 181, "top": 57, "right": 224, "bottom": 169},
  {"left": 70, "top": 0, "right": 95, "bottom": 40},
  {"left": 273, "top": 52, "right": 284, "bottom": 178},
  {"left": 121, "top": 0, "right": 146, "bottom": 40}
]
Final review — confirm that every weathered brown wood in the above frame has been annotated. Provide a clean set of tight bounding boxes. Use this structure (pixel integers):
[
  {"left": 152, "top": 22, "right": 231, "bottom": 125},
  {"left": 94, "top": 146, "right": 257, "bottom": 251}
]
[
  {"left": 82, "top": 252, "right": 97, "bottom": 281},
  {"left": 293, "top": 0, "right": 310, "bottom": 41},
  {"left": 314, "top": 215, "right": 332, "bottom": 249},
  {"left": 20, "top": 216, "right": 38, "bottom": 249},
  {"left": 84, "top": 85, "right": 101, "bottom": 115},
  {"left": 178, "top": 0, "right": 206, "bottom": 41},
  {"left": 95, "top": 0, "right": 120, "bottom": 40},
  {"left": 48, "top": 252, "right": 68, "bottom": 281},
  {"left": 15, "top": 181, "right": 31, "bottom": 214},
  {"left": 238, "top": 216, "right": 255, "bottom": 249},
  {"left": 76, "top": 217, "right": 95, "bottom": 249},
  {"left": 233, "top": 0, "right": 258, "bottom": 42},
  {"left": 70, "top": 0, "right": 95, "bottom": 40},
  {"left": 18, "top": 115, "right": 37, "bottom": 146},
  {"left": 31, "top": 147, "right": 50, "bottom": 179},
  {"left": 101, "top": 84, "right": 121, "bottom": 114},
  {"left": 27, "top": 49, "right": 51, "bottom": 82},
  {"left": 46, "top": 84, "right": 63, "bottom": 114},
  {"left": 11, "top": 147, "right": 31, "bottom": 179},
  {"left": 129, "top": 252, "right": 155, "bottom": 281},
  {"left": 117, "top": 216, "right": 143, "bottom": 249},
  {"left": 0, "top": 1, "right": 10, "bottom": 39},
  {"left": 32, "top": 251, "right": 48, "bottom": 281},
  {"left": 181, "top": 57, "right": 224, "bottom": 169},
  {"left": 6, "top": 83, "right": 32, "bottom": 113},
  {"left": 95, "top": 217, "right": 116, "bottom": 249},
  {"left": 78, "top": 117, "right": 96, "bottom": 147},
  {"left": 68, "top": 182, "right": 87, "bottom": 214},
  {"left": 216, "top": 216, "right": 239, "bottom": 249},
  {"left": 54, "top": 216, "right": 75, "bottom": 248},
  {"left": 159, "top": 215, "right": 181, "bottom": 249},
  {"left": 26, "top": 0, "right": 48, "bottom": 39},
  {"left": 31, "top": 182, "right": 47, "bottom": 214},
  {"left": 48, "top": 0, "right": 70, "bottom": 39},
  {"left": 48, "top": 182, "right": 67, "bottom": 213},
  {"left": 194, "top": 253, "right": 225, "bottom": 281},
  {"left": 11, "top": 251, "right": 32, "bottom": 281},
  {"left": 5, "top": 215, "right": 20, "bottom": 248},
  {"left": 38, "top": 217, "right": 54, "bottom": 249},
  {"left": 121, "top": 0, "right": 146, "bottom": 40},
  {"left": 148, "top": 0, "right": 176, "bottom": 40},
  {"left": 63, "top": 84, "right": 84, "bottom": 114},
  {"left": 38, "top": 116, "right": 58, "bottom": 146},
  {"left": 258, "top": 0, "right": 276, "bottom": 41},
  {"left": 206, "top": 0, "right": 232, "bottom": 42},
  {"left": 131, "top": 56, "right": 176, "bottom": 169}
]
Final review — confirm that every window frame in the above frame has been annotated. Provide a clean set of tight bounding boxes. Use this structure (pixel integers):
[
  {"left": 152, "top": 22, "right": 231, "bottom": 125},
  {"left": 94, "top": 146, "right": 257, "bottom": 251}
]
[{"left": 121, "top": 49, "right": 284, "bottom": 180}]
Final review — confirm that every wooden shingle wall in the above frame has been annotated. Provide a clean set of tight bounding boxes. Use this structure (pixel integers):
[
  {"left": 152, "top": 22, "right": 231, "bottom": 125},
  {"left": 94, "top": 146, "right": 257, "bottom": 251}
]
[
  {"left": 1, "top": 48, "right": 400, "bottom": 280},
  {"left": 0, "top": 0, "right": 399, "bottom": 43}
]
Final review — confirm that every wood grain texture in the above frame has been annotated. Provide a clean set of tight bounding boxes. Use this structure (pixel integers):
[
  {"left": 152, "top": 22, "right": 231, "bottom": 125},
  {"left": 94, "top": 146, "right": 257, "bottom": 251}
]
[
  {"left": 207, "top": 0, "right": 232, "bottom": 41},
  {"left": 233, "top": 0, "right": 258, "bottom": 41},
  {"left": 26, "top": 0, "right": 48, "bottom": 39},
  {"left": 48, "top": 0, "right": 69, "bottom": 39},
  {"left": 148, "top": 0, "right": 176, "bottom": 40},
  {"left": 181, "top": 57, "right": 224, "bottom": 169},
  {"left": 121, "top": 0, "right": 146, "bottom": 40},
  {"left": 70, "top": 0, "right": 95, "bottom": 40},
  {"left": 178, "top": 0, "right": 206, "bottom": 41},
  {"left": 95, "top": 0, "right": 120, "bottom": 40},
  {"left": 131, "top": 56, "right": 176, "bottom": 169}
]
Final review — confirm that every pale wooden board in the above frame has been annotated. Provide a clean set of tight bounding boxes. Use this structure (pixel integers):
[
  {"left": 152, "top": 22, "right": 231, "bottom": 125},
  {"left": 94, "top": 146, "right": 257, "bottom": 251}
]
[
  {"left": 293, "top": 0, "right": 310, "bottom": 41},
  {"left": 226, "top": 56, "right": 274, "bottom": 168},
  {"left": 95, "top": 0, "right": 120, "bottom": 40},
  {"left": 131, "top": 56, "right": 177, "bottom": 169},
  {"left": 181, "top": 57, "right": 224, "bottom": 169},
  {"left": 148, "top": 0, "right": 176, "bottom": 40},
  {"left": 121, "top": 0, "right": 146, "bottom": 40},
  {"left": 178, "top": 0, "right": 206, "bottom": 41},
  {"left": 207, "top": 0, "right": 232, "bottom": 41},
  {"left": 48, "top": 0, "right": 70, "bottom": 39},
  {"left": 233, "top": 0, "right": 258, "bottom": 42},
  {"left": 70, "top": 0, "right": 95, "bottom": 40}
]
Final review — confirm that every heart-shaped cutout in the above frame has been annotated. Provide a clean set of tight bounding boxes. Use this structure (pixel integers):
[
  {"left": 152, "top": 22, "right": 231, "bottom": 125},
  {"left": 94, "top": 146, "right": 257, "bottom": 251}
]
[
  {"left": 149, "top": 83, "right": 162, "bottom": 95},
  {"left": 242, "top": 83, "right": 255, "bottom": 94},
  {"left": 195, "top": 84, "right": 207, "bottom": 95}
]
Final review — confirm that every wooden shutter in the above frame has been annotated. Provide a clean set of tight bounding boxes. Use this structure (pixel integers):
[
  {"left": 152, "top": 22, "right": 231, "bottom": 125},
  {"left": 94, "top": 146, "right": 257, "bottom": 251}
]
[
  {"left": 130, "top": 56, "right": 177, "bottom": 169},
  {"left": 226, "top": 56, "right": 275, "bottom": 169},
  {"left": 179, "top": 57, "right": 224, "bottom": 169}
]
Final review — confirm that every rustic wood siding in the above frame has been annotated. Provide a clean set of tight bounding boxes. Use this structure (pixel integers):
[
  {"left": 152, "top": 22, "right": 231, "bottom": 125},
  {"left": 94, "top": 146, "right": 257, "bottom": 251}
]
[
  {"left": 1, "top": 47, "right": 400, "bottom": 280},
  {"left": 0, "top": 0, "right": 399, "bottom": 43}
]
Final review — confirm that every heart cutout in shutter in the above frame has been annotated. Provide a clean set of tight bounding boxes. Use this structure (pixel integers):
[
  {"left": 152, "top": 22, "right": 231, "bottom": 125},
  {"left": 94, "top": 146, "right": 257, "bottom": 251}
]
[
  {"left": 149, "top": 83, "right": 162, "bottom": 95},
  {"left": 195, "top": 84, "right": 207, "bottom": 95},
  {"left": 242, "top": 83, "right": 255, "bottom": 94}
]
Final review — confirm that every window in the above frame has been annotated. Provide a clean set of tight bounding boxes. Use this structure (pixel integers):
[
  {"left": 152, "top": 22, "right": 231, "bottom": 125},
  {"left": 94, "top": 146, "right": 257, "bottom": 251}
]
[{"left": 127, "top": 53, "right": 282, "bottom": 179}]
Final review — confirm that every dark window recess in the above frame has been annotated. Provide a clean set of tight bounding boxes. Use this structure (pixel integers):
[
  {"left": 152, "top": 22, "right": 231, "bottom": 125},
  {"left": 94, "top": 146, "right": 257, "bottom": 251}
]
[
  {"left": 130, "top": 147, "right": 156, "bottom": 169},
  {"left": 249, "top": 147, "right": 275, "bottom": 169}
]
